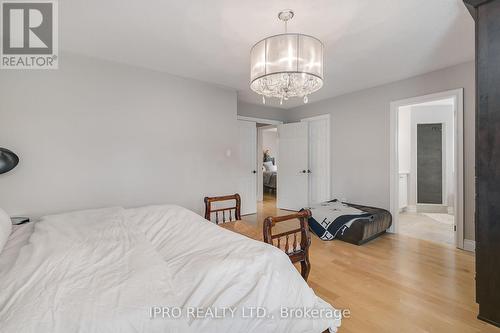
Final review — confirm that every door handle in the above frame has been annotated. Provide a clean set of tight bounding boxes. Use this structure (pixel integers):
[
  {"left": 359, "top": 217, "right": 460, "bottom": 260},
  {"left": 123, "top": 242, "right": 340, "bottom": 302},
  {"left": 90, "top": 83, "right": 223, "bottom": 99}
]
[
  {"left": 307, "top": 169, "right": 312, "bottom": 174},
  {"left": 252, "top": 170, "right": 257, "bottom": 174},
  {"left": 301, "top": 170, "right": 307, "bottom": 174}
]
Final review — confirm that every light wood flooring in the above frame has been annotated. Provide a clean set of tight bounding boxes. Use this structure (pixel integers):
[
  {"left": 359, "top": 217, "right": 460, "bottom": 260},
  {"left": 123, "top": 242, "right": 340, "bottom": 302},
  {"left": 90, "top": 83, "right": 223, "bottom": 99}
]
[
  {"left": 224, "top": 193, "right": 499, "bottom": 333},
  {"left": 399, "top": 212, "right": 455, "bottom": 246}
]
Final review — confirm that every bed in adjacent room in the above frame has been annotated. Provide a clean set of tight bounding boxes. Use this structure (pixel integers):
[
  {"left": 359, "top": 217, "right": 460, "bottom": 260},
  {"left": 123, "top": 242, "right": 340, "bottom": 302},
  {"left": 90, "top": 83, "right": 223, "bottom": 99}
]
[
  {"left": 263, "top": 160, "right": 277, "bottom": 192},
  {"left": 305, "top": 200, "right": 392, "bottom": 245},
  {"left": 0, "top": 205, "right": 341, "bottom": 333}
]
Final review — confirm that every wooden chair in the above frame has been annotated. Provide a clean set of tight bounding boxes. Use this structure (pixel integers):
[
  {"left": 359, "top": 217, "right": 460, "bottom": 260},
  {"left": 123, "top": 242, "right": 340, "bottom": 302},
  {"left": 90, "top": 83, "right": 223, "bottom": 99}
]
[
  {"left": 263, "top": 209, "right": 312, "bottom": 281},
  {"left": 204, "top": 194, "right": 241, "bottom": 224}
]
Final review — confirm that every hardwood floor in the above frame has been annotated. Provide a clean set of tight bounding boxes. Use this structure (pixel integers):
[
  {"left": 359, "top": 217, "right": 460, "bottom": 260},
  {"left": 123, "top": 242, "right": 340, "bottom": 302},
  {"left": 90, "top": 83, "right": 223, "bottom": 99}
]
[
  {"left": 226, "top": 194, "right": 499, "bottom": 333},
  {"left": 399, "top": 212, "right": 455, "bottom": 246}
]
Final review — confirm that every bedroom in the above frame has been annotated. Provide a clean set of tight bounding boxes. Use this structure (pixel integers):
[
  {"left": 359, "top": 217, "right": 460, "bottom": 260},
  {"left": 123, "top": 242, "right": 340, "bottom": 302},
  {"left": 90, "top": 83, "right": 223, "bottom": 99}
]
[
  {"left": 261, "top": 125, "right": 278, "bottom": 202},
  {"left": 1, "top": 1, "right": 500, "bottom": 332}
]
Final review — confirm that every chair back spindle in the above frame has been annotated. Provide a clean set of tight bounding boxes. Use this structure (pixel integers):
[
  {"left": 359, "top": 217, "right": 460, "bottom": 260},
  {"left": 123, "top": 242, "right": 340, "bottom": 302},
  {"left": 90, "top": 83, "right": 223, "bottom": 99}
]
[
  {"left": 263, "top": 210, "right": 312, "bottom": 281},
  {"left": 204, "top": 194, "right": 242, "bottom": 224}
]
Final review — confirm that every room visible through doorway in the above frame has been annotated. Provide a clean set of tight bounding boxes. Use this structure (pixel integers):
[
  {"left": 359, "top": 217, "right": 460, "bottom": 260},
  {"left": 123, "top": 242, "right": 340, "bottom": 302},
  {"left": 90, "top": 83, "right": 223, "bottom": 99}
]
[
  {"left": 391, "top": 90, "right": 464, "bottom": 247},
  {"left": 260, "top": 125, "right": 278, "bottom": 209}
]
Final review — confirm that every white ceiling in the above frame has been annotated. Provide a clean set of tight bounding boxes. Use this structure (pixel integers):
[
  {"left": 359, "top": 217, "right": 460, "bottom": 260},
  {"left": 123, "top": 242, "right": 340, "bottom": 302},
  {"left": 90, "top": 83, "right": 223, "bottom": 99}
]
[{"left": 61, "top": 0, "right": 474, "bottom": 109}]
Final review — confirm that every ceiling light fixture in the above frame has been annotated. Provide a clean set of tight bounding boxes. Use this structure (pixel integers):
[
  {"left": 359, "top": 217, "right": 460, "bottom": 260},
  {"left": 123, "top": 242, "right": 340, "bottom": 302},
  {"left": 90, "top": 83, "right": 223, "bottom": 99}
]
[{"left": 250, "top": 9, "right": 324, "bottom": 105}]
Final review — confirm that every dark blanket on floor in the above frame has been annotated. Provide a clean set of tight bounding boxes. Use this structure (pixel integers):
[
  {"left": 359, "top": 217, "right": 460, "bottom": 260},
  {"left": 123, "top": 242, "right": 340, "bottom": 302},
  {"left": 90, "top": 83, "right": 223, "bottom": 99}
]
[
  {"left": 304, "top": 200, "right": 392, "bottom": 245},
  {"left": 304, "top": 200, "right": 372, "bottom": 240}
]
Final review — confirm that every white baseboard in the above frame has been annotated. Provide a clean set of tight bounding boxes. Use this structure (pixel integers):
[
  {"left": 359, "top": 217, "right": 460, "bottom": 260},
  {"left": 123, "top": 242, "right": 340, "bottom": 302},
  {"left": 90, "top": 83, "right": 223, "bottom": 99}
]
[
  {"left": 463, "top": 239, "right": 475, "bottom": 252},
  {"left": 416, "top": 204, "right": 449, "bottom": 213},
  {"left": 407, "top": 205, "right": 417, "bottom": 213}
]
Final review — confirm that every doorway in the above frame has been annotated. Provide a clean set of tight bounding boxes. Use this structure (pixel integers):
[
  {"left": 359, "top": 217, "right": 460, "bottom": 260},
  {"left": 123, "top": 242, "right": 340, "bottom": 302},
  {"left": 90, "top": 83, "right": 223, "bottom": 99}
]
[
  {"left": 260, "top": 125, "right": 278, "bottom": 209},
  {"left": 390, "top": 89, "right": 464, "bottom": 248},
  {"left": 237, "top": 115, "right": 330, "bottom": 215},
  {"left": 237, "top": 116, "right": 283, "bottom": 215}
]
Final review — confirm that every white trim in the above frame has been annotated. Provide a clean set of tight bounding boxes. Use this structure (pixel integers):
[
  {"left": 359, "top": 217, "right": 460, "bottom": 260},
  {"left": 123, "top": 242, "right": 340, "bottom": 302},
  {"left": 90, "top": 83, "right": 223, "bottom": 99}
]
[
  {"left": 257, "top": 124, "right": 279, "bottom": 201},
  {"left": 301, "top": 114, "right": 331, "bottom": 204},
  {"left": 301, "top": 114, "right": 331, "bottom": 122},
  {"left": 260, "top": 124, "right": 278, "bottom": 131},
  {"left": 389, "top": 89, "right": 465, "bottom": 249},
  {"left": 406, "top": 205, "right": 417, "bottom": 213},
  {"left": 463, "top": 239, "right": 475, "bottom": 252},
  {"left": 257, "top": 126, "right": 264, "bottom": 202},
  {"left": 237, "top": 120, "right": 258, "bottom": 215},
  {"left": 415, "top": 204, "right": 449, "bottom": 214},
  {"left": 237, "top": 116, "right": 283, "bottom": 125}
]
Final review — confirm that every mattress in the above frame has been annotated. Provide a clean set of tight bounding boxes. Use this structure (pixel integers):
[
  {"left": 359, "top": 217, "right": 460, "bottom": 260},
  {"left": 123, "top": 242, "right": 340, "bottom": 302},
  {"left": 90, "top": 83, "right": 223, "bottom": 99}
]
[
  {"left": 263, "top": 170, "right": 277, "bottom": 189},
  {"left": 338, "top": 203, "right": 392, "bottom": 245},
  {"left": 307, "top": 200, "right": 392, "bottom": 245}
]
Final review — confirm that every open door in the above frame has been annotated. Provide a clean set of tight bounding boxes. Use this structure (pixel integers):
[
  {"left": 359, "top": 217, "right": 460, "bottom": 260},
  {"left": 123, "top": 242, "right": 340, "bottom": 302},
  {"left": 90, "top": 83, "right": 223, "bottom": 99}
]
[
  {"left": 237, "top": 120, "right": 257, "bottom": 215},
  {"left": 302, "top": 115, "right": 331, "bottom": 205},
  {"left": 277, "top": 122, "right": 309, "bottom": 211}
]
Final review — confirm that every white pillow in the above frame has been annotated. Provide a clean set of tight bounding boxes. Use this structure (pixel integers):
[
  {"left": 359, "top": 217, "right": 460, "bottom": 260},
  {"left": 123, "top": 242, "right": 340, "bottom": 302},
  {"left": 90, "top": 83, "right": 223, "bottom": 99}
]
[
  {"left": 263, "top": 161, "right": 273, "bottom": 171},
  {"left": 0, "top": 208, "right": 12, "bottom": 254}
]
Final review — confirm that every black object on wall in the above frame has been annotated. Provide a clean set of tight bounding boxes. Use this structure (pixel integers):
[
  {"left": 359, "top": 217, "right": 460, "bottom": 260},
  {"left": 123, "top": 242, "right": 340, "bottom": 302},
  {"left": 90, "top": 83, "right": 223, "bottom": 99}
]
[
  {"left": 417, "top": 123, "right": 443, "bottom": 204},
  {"left": 0, "top": 148, "right": 19, "bottom": 174},
  {"left": 464, "top": 0, "right": 500, "bottom": 328}
]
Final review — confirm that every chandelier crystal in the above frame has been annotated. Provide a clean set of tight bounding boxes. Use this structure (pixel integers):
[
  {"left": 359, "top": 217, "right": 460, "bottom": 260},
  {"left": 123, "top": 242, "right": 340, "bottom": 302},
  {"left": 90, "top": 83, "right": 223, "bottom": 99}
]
[{"left": 250, "top": 10, "right": 324, "bottom": 105}]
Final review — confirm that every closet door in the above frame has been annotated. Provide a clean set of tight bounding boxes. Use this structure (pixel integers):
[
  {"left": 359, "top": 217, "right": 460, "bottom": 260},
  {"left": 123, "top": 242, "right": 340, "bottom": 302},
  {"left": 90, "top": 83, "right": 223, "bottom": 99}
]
[
  {"left": 237, "top": 120, "right": 257, "bottom": 215},
  {"left": 277, "top": 122, "right": 309, "bottom": 210},
  {"left": 417, "top": 123, "right": 444, "bottom": 204}
]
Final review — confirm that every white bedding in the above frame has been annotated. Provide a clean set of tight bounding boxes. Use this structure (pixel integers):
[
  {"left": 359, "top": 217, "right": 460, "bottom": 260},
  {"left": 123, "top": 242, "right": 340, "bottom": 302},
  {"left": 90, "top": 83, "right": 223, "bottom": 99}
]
[
  {"left": 0, "top": 223, "right": 34, "bottom": 271},
  {"left": 0, "top": 205, "right": 341, "bottom": 333}
]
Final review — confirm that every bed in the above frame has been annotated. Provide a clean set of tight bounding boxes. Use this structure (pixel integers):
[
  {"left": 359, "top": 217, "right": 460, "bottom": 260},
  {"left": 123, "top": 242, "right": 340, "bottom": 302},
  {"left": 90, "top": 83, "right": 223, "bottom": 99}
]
[
  {"left": 263, "top": 170, "right": 277, "bottom": 191},
  {"left": 263, "top": 161, "right": 277, "bottom": 191},
  {"left": 0, "top": 205, "right": 341, "bottom": 333},
  {"left": 306, "top": 200, "right": 392, "bottom": 245}
]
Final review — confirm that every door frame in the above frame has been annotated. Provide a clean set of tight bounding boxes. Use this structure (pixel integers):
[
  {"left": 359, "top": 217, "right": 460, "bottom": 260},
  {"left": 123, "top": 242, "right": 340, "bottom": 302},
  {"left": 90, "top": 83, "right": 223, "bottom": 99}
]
[
  {"left": 237, "top": 116, "right": 284, "bottom": 203},
  {"left": 237, "top": 120, "right": 258, "bottom": 215},
  {"left": 389, "top": 88, "right": 464, "bottom": 249},
  {"left": 301, "top": 114, "right": 331, "bottom": 204},
  {"left": 237, "top": 116, "right": 283, "bottom": 126},
  {"left": 258, "top": 125, "right": 279, "bottom": 201}
]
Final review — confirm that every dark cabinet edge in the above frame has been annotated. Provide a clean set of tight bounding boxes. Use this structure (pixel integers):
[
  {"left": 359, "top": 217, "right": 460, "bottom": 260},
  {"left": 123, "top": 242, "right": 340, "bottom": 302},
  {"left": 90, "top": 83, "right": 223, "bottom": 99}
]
[
  {"left": 464, "top": 0, "right": 495, "bottom": 7},
  {"left": 478, "top": 315, "right": 500, "bottom": 328}
]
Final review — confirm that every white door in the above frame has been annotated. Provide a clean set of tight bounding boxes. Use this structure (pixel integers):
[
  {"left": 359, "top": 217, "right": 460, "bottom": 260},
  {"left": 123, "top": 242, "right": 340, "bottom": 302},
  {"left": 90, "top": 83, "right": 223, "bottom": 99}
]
[
  {"left": 302, "top": 116, "right": 331, "bottom": 205},
  {"left": 277, "top": 122, "right": 309, "bottom": 210},
  {"left": 238, "top": 120, "right": 257, "bottom": 215}
]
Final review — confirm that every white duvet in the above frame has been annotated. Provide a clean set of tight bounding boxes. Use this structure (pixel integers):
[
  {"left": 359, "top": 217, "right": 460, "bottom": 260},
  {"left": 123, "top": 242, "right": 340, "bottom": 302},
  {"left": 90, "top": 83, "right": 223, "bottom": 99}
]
[{"left": 0, "top": 205, "right": 341, "bottom": 333}]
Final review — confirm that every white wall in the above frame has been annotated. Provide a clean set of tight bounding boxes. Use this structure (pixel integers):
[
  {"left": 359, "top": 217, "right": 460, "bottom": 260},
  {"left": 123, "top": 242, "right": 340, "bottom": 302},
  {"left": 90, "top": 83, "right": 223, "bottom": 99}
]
[
  {"left": 286, "top": 61, "right": 475, "bottom": 240},
  {"left": 0, "top": 53, "right": 239, "bottom": 217},
  {"left": 408, "top": 105, "right": 455, "bottom": 209}
]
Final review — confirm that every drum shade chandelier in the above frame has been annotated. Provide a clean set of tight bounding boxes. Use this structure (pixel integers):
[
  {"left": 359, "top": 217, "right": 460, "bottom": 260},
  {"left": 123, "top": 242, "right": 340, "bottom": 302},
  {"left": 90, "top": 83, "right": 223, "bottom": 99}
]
[{"left": 250, "top": 10, "right": 324, "bottom": 105}]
